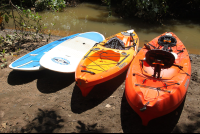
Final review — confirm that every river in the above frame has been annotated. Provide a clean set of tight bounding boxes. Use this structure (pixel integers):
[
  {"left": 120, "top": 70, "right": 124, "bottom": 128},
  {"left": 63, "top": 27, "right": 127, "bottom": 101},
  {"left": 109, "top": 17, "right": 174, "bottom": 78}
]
[{"left": 5, "top": 2, "right": 200, "bottom": 55}]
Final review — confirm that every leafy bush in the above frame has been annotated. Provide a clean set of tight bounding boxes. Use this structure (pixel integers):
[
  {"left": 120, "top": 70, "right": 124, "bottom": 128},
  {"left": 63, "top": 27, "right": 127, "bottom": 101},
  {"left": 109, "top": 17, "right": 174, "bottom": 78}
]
[
  {"left": 102, "top": 0, "right": 200, "bottom": 23},
  {"left": 35, "top": 0, "right": 66, "bottom": 12},
  {"left": 35, "top": 0, "right": 47, "bottom": 11},
  {"left": 128, "top": 0, "right": 168, "bottom": 22},
  {"left": 10, "top": 0, "right": 37, "bottom": 7},
  {"left": 0, "top": 0, "right": 53, "bottom": 68},
  {"left": 112, "top": 0, "right": 168, "bottom": 23}
]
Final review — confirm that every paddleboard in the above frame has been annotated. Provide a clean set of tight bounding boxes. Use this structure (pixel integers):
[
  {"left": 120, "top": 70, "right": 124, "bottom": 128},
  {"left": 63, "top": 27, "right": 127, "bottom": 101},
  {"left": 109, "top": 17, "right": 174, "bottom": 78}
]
[
  {"left": 9, "top": 33, "right": 80, "bottom": 71},
  {"left": 39, "top": 32, "right": 105, "bottom": 73}
]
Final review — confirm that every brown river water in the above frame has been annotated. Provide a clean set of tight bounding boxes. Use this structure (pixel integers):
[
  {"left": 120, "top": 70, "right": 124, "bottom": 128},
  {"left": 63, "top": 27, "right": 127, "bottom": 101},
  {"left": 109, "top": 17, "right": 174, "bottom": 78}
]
[{"left": 5, "top": 2, "right": 200, "bottom": 54}]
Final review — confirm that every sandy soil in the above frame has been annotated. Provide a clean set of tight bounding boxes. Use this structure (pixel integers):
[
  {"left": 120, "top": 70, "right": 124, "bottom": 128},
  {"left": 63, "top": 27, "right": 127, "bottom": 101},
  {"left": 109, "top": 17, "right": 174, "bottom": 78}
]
[{"left": 0, "top": 32, "right": 200, "bottom": 133}]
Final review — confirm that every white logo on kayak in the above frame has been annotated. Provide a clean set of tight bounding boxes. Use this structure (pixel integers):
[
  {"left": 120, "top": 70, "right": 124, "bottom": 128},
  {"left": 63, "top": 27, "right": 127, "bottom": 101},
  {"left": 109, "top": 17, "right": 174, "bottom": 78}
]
[
  {"left": 184, "top": 79, "right": 190, "bottom": 89},
  {"left": 51, "top": 57, "right": 70, "bottom": 65},
  {"left": 118, "top": 62, "right": 127, "bottom": 69}
]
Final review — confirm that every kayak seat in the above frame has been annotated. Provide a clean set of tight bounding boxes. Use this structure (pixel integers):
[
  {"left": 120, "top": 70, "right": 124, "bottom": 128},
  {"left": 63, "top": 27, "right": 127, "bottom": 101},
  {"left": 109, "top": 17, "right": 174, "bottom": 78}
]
[
  {"left": 104, "top": 37, "right": 126, "bottom": 50},
  {"left": 141, "top": 61, "right": 180, "bottom": 80},
  {"left": 145, "top": 49, "right": 175, "bottom": 78}
]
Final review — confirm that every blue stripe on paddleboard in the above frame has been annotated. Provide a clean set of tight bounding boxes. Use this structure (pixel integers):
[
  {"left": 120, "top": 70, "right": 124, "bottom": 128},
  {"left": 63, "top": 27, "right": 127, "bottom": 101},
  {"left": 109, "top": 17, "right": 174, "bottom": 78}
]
[
  {"left": 78, "top": 32, "right": 104, "bottom": 43},
  {"left": 11, "top": 33, "right": 80, "bottom": 68}
]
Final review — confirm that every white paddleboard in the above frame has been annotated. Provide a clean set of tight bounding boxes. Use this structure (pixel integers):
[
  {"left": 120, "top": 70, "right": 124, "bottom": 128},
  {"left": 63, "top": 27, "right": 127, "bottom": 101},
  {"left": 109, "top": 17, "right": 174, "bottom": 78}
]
[
  {"left": 9, "top": 33, "right": 80, "bottom": 71},
  {"left": 39, "top": 32, "right": 105, "bottom": 73}
]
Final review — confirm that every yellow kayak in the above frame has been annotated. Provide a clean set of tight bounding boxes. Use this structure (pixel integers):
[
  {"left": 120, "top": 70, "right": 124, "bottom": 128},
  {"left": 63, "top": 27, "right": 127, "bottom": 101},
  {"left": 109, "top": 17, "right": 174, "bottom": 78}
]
[{"left": 75, "top": 29, "right": 139, "bottom": 96}]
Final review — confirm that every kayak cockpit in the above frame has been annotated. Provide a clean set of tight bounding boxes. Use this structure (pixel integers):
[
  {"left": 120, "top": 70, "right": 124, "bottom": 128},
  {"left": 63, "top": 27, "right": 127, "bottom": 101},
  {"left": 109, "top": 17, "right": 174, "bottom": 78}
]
[{"left": 81, "top": 49, "right": 121, "bottom": 74}]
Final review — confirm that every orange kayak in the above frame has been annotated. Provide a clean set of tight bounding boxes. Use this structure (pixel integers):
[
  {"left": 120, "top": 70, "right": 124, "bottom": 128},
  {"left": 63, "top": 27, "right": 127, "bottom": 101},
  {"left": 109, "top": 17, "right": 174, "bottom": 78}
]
[
  {"left": 125, "top": 32, "right": 191, "bottom": 126},
  {"left": 75, "top": 29, "right": 139, "bottom": 97}
]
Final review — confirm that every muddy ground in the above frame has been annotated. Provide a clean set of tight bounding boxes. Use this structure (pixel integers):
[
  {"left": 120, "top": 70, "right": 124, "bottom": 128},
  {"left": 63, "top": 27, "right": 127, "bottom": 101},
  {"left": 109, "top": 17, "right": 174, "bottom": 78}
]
[{"left": 0, "top": 31, "right": 200, "bottom": 133}]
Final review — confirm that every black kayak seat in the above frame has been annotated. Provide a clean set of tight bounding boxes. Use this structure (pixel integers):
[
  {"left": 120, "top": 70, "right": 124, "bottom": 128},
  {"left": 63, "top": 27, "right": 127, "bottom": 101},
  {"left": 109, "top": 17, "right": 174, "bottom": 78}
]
[
  {"left": 145, "top": 49, "right": 175, "bottom": 78},
  {"left": 104, "top": 37, "right": 126, "bottom": 50}
]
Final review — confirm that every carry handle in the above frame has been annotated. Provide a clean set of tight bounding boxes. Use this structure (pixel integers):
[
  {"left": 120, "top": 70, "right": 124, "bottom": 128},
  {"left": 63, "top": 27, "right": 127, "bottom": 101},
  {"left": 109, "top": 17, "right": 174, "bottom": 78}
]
[{"left": 81, "top": 70, "right": 95, "bottom": 74}]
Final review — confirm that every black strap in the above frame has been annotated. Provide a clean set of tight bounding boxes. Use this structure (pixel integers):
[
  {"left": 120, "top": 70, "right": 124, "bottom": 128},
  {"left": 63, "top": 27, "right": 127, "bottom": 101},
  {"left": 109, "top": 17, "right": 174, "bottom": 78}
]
[
  {"left": 177, "top": 48, "right": 185, "bottom": 55},
  {"left": 140, "top": 101, "right": 150, "bottom": 112},
  {"left": 130, "top": 33, "right": 134, "bottom": 42},
  {"left": 172, "top": 64, "right": 190, "bottom": 76},
  {"left": 81, "top": 70, "right": 95, "bottom": 74},
  {"left": 144, "top": 43, "right": 151, "bottom": 50},
  {"left": 135, "top": 84, "right": 172, "bottom": 93}
]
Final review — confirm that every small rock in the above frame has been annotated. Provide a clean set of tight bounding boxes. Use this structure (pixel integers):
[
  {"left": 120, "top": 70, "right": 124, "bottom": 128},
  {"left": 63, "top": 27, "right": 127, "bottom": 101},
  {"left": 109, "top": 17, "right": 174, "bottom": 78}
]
[
  {"left": 0, "top": 111, "right": 5, "bottom": 118},
  {"left": 1, "top": 122, "right": 7, "bottom": 128},
  {"left": 105, "top": 104, "right": 111, "bottom": 108}
]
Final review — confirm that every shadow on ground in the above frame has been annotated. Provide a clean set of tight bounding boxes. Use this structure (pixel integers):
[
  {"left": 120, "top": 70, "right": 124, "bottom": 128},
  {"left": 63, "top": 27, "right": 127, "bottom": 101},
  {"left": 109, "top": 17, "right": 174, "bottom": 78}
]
[
  {"left": 20, "top": 108, "right": 107, "bottom": 133},
  {"left": 7, "top": 70, "right": 45, "bottom": 85},
  {"left": 71, "top": 70, "right": 127, "bottom": 114},
  {"left": 7, "top": 69, "right": 75, "bottom": 94},
  {"left": 75, "top": 120, "right": 107, "bottom": 133},
  {"left": 37, "top": 70, "right": 75, "bottom": 93},
  {"left": 120, "top": 92, "right": 186, "bottom": 133},
  {"left": 21, "top": 108, "right": 64, "bottom": 133}
]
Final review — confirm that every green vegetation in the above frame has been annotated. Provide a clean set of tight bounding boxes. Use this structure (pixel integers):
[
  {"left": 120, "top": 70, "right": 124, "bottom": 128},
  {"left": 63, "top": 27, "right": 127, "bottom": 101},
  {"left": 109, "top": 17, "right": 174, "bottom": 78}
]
[
  {"left": 35, "top": 0, "right": 66, "bottom": 12},
  {"left": 101, "top": 0, "right": 200, "bottom": 23},
  {"left": 0, "top": 0, "right": 53, "bottom": 68}
]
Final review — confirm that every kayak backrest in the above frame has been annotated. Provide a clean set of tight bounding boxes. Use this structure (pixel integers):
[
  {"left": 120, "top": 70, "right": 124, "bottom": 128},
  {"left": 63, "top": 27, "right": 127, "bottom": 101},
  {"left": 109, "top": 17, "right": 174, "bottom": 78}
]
[{"left": 145, "top": 49, "right": 175, "bottom": 69}]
